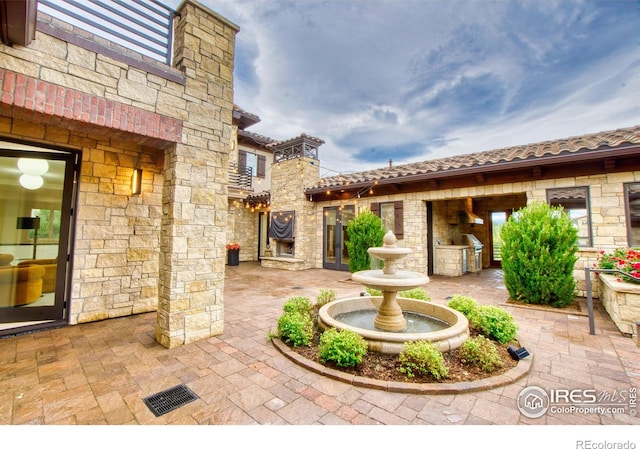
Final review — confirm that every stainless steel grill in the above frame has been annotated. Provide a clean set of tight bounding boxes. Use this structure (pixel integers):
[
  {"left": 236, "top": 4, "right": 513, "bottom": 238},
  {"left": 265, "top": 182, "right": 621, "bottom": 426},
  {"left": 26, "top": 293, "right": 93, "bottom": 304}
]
[{"left": 461, "top": 234, "right": 483, "bottom": 272}]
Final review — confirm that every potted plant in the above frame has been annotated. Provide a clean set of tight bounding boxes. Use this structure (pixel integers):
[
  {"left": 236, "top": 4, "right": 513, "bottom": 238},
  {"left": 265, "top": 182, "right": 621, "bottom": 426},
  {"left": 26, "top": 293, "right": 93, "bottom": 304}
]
[{"left": 226, "top": 242, "right": 241, "bottom": 266}]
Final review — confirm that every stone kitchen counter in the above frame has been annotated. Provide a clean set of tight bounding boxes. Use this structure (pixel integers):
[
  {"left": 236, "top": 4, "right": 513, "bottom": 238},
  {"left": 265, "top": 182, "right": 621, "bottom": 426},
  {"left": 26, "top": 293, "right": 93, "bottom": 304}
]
[{"left": 434, "top": 245, "right": 473, "bottom": 277}]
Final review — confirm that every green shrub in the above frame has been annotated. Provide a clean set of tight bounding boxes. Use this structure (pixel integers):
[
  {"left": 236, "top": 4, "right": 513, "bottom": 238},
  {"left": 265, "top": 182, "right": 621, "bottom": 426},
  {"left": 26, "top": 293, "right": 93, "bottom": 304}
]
[
  {"left": 318, "top": 328, "right": 368, "bottom": 368},
  {"left": 447, "top": 295, "right": 479, "bottom": 316},
  {"left": 398, "top": 340, "right": 449, "bottom": 380},
  {"left": 398, "top": 288, "right": 431, "bottom": 301},
  {"left": 500, "top": 201, "right": 578, "bottom": 307},
  {"left": 365, "top": 287, "right": 431, "bottom": 301},
  {"left": 316, "top": 288, "right": 337, "bottom": 307},
  {"left": 277, "top": 311, "right": 313, "bottom": 347},
  {"left": 345, "top": 210, "right": 386, "bottom": 273},
  {"left": 458, "top": 335, "right": 504, "bottom": 372},
  {"left": 283, "top": 296, "right": 313, "bottom": 315},
  {"left": 474, "top": 305, "right": 518, "bottom": 344}
]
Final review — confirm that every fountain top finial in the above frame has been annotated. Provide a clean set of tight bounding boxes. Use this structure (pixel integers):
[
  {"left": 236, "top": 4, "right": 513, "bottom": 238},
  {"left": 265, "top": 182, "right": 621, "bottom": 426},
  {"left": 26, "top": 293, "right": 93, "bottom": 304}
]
[{"left": 383, "top": 230, "right": 396, "bottom": 248}]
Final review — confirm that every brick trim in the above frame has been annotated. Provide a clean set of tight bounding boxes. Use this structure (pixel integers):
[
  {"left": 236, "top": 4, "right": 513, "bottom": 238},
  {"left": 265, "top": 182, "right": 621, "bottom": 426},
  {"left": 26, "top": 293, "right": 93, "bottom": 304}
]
[{"left": 0, "top": 68, "right": 182, "bottom": 143}]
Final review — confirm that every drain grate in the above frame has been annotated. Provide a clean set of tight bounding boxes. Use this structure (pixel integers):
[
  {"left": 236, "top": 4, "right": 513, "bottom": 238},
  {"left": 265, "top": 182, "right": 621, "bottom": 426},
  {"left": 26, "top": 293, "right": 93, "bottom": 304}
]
[{"left": 143, "top": 384, "right": 198, "bottom": 417}]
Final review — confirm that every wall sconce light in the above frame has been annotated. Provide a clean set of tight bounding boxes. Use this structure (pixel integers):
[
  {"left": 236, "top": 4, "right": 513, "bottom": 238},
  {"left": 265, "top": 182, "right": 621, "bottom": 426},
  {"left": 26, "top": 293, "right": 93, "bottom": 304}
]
[{"left": 131, "top": 168, "right": 143, "bottom": 195}]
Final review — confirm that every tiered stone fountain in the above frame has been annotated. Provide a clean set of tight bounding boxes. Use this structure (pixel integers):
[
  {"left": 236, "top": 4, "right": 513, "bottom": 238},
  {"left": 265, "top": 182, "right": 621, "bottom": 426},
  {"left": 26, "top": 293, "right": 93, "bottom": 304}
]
[{"left": 318, "top": 231, "right": 469, "bottom": 354}]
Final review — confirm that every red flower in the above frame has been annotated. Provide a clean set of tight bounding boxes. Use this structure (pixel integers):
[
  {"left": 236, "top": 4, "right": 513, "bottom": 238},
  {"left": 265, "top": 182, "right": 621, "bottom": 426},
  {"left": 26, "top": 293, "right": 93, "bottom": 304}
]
[
  {"left": 226, "top": 242, "right": 241, "bottom": 251},
  {"left": 597, "top": 247, "right": 640, "bottom": 284}
]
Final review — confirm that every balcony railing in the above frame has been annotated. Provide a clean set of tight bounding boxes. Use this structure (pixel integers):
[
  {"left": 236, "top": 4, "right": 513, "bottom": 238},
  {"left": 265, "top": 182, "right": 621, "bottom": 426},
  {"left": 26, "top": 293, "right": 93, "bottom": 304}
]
[
  {"left": 38, "top": 0, "right": 174, "bottom": 64},
  {"left": 229, "top": 163, "right": 252, "bottom": 190}
]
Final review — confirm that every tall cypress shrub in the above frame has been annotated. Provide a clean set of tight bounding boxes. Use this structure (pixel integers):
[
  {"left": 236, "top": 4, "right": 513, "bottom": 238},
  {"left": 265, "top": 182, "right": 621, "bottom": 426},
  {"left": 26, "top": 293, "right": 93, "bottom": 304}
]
[
  {"left": 500, "top": 201, "right": 578, "bottom": 307},
  {"left": 345, "top": 210, "right": 386, "bottom": 273}
]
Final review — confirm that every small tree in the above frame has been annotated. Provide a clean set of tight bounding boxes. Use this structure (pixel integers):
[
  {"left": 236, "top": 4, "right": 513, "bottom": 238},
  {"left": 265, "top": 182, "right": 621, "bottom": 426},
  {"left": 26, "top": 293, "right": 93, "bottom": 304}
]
[
  {"left": 500, "top": 201, "right": 578, "bottom": 307},
  {"left": 345, "top": 210, "right": 386, "bottom": 272}
]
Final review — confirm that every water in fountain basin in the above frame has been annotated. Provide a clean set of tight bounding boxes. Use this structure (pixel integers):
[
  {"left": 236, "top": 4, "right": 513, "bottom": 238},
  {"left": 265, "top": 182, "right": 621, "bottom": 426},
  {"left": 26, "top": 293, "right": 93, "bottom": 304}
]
[{"left": 334, "top": 309, "right": 449, "bottom": 333}]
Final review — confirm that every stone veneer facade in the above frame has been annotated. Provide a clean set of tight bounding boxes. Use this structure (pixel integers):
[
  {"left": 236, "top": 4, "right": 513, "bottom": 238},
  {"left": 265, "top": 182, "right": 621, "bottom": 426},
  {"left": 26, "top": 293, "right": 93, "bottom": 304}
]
[
  {"left": 261, "top": 136, "right": 321, "bottom": 271},
  {"left": 0, "top": 1, "right": 238, "bottom": 347},
  {"left": 310, "top": 171, "right": 639, "bottom": 297}
]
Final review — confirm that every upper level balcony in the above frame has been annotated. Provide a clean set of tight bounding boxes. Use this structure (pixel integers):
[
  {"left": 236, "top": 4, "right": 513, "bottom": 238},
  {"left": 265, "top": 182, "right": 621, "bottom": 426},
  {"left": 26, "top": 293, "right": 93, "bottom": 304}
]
[{"left": 228, "top": 162, "right": 253, "bottom": 197}]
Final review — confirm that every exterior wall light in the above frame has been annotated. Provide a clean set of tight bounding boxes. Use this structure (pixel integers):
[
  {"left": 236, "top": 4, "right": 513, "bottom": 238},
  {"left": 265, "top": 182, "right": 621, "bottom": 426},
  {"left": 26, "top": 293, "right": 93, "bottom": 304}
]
[{"left": 131, "top": 168, "right": 143, "bottom": 195}]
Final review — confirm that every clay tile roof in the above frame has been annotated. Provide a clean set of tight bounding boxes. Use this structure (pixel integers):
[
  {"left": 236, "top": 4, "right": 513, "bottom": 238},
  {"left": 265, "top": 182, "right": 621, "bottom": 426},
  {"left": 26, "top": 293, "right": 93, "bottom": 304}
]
[
  {"left": 232, "top": 104, "right": 261, "bottom": 129},
  {"left": 270, "top": 133, "right": 326, "bottom": 148},
  {"left": 312, "top": 125, "right": 640, "bottom": 189},
  {"left": 238, "top": 129, "right": 278, "bottom": 148}
]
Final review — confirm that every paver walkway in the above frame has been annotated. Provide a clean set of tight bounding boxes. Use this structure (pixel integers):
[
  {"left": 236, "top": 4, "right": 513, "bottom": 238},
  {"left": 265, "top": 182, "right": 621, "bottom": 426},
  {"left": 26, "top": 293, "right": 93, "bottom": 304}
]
[{"left": 0, "top": 262, "right": 638, "bottom": 426}]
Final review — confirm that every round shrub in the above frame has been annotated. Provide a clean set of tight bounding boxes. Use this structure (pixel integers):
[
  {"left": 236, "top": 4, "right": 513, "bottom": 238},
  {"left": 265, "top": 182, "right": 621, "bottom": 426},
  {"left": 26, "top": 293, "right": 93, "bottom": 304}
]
[
  {"left": 500, "top": 201, "right": 578, "bottom": 307},
  {"left": 365, "top": 287, "right": 431, "bottom": 301},
  {"left": 316, "top": 288, "right": 337, "bottom": 307},
  {"left": 318, "top": 328, "right": 368, "bottom": 368},
  {"left": 283, "top": 296, "right": 313, "bottom": 315},
  {"left": 398, "top": 340, "right": 449, "bottom": 380},
  {"left": 345, "top": 210, "right": 386, "bottom": 273},
  {"left": 458, "top": 335, "right": 504, "bottom": 372},
  {"left": 398, "top": 288, "right": 431, "bottom": 301},
  {"left": 447, "top": 295, "right": 479, "bottom": 316},
  {"left": 474, "top": 305, "right": 518, "bottom": 344},
  {"left": 277, "top": 311, "right": 313, "bottom": 347}
]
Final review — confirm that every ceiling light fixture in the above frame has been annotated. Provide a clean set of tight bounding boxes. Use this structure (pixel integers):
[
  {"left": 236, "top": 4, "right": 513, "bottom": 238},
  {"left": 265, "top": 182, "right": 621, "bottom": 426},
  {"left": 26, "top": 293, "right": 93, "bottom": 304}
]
[
  {"left": 19, "top": 174, "right": 44, "bottom": 190},
  {"left": 18, "top": 158, "right": 49, "bottom": 176}
]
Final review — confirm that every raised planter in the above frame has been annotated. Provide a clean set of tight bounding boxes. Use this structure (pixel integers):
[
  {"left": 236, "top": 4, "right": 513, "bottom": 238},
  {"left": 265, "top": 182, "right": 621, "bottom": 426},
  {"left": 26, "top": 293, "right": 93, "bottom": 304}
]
[{"left": 598, "top": 274, "right": 640, "bottom": 337}]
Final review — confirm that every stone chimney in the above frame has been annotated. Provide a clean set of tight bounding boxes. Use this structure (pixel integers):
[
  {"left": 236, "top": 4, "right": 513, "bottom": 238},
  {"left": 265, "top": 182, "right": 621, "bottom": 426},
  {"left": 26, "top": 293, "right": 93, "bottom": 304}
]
[{"left": 266, "top": 134, "right": 323, "bottom": 270}]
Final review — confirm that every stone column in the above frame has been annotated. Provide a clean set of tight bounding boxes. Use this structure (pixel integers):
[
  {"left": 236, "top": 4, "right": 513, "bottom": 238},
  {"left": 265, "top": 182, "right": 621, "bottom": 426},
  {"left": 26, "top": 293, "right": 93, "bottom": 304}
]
[{"left": 155, "top": 1, "right": 239, "bottom": 348}]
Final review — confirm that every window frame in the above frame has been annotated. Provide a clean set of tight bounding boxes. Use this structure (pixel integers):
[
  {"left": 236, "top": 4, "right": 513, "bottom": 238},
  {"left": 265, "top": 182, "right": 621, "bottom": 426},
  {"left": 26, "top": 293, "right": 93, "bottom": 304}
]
[
  {"left": 624, "top": 182, "right": 640, "bottom": 246},
  {"left": 238, "top": 150, "right": 266, "bottom": 178},
  {"left": 546, "top": 186, "right": 592, "bottom": 247},
  {"left": 370, "top": 201, "right": 403, "bottom": 239}
]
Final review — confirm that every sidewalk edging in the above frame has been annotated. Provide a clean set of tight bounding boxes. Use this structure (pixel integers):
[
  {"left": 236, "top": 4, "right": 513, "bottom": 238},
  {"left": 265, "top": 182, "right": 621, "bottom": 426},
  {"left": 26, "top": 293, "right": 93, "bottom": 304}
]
[{"left": 272, "top": 337, "right": 532, "bottom": 395}]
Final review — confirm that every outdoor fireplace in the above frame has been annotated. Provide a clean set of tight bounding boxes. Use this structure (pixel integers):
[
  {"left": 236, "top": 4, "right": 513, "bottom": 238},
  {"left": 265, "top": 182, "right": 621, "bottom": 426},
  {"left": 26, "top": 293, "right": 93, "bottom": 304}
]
[
  {"left": 269, "top": 210, "right": 295, "bottom": 258},
  {"left": 276, "top": 240, "right": 294, "bottom": 257}
]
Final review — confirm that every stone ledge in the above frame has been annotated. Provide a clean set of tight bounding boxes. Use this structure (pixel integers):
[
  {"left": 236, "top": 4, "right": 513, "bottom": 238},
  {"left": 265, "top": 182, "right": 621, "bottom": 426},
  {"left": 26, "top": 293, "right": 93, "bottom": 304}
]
[
  {"left": 261, "top": 257, "right": 307, "bottom": 271},
  {"left": 272, "top": 336, "right": 532, "bottom": 395}
]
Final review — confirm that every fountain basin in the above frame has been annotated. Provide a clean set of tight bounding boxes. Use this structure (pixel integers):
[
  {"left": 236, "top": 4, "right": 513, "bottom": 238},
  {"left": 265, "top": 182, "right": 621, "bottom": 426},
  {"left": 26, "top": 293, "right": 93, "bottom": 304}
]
[
  {"left": 318, "top": 297, "right": 470, "bottom": 354},
  {"left": 351, "top": 269, "right": 429, "bottom": 292}
]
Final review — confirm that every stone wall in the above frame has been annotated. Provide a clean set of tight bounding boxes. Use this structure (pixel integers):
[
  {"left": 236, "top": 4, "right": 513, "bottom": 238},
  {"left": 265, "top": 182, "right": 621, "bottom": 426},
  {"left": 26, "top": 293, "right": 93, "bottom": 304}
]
[
  {"left": 266, "top": 151, "right": 319, "bottom": 270},
  {"left": 0, "top": 0, "right": 239, "bottom": 347},
  {"left": 599, "top": 274, "right": 640, "bottom": 337},
  {"left": 311, "top": 172, "right": 640, "bottom": 297}
]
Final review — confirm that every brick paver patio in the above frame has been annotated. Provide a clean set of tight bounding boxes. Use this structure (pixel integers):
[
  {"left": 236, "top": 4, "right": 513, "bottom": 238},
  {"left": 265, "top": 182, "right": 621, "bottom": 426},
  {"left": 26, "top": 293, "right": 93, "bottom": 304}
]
[{"left": 1, "top": 262, "right": 638, "bottom": 427}]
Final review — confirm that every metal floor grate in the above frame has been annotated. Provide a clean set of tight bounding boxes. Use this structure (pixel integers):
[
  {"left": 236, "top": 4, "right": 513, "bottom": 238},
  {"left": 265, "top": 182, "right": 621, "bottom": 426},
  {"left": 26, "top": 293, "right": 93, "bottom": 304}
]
[{"left": 142, "top": 384, "right": 199, "bottom": 417}]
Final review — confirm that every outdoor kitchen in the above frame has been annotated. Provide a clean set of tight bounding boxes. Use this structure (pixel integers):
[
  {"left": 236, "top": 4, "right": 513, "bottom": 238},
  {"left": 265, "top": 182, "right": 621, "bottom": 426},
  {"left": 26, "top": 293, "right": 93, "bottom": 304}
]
[{"left": 433, "top": 198, "right": 486, "bottom": 277}]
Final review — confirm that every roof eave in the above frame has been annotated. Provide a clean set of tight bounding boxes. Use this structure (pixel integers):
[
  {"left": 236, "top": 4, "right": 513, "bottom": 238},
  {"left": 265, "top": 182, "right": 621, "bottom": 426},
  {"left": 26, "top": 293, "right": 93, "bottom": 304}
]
[{"left": 305, "top": 143, "right": 640, "bottom": 196}]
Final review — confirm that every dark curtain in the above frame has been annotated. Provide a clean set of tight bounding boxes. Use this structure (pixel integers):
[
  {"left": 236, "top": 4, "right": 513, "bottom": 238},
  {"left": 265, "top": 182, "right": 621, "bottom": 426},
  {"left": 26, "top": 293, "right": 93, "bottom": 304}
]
[{"left": 269, "top": 211, "right": 295, "bottom": 240}]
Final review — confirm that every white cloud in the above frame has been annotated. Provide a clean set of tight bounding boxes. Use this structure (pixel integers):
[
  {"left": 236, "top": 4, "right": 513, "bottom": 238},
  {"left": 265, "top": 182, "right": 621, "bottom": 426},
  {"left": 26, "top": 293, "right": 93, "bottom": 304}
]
[{"left": 166, "top": 0, "right": 640, "bottom": 175}]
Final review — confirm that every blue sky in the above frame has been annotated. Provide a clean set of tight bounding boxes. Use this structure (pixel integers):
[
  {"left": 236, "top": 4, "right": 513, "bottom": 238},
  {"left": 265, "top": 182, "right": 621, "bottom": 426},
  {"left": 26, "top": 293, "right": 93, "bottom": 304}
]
[{"left": 167, "top": 0, "right": 639, "bottom": 176}]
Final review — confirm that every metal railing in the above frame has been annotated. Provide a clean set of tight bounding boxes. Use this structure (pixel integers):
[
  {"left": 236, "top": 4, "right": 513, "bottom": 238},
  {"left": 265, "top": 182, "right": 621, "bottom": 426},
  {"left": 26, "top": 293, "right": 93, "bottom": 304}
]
[
  {"left": 229, "top": 163, "right": 252, "bottom": 189},
  {"left": 38, "top": 0, "right": 174, "bottom": 64},
  {"left": 584, "top": 267, "right": 640, "bottom": 335}
]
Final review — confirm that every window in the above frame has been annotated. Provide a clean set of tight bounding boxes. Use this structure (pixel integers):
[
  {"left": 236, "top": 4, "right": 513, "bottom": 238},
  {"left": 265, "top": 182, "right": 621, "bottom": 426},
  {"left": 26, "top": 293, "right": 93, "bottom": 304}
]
[
  {"left": 546, "top": 187, "right": 591, "bottom": 247},
  {"left": 624, "top": 182, "right": 640, "bottom": 246},
  {"left": 31, "top": 208, "right": 61, "bottom": 241},
  {"left": 238, "top": 150, "right": 266, "bottom": 178},
  {"left": 370, "top": 201, "right": 403, "bottom": 239}
]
